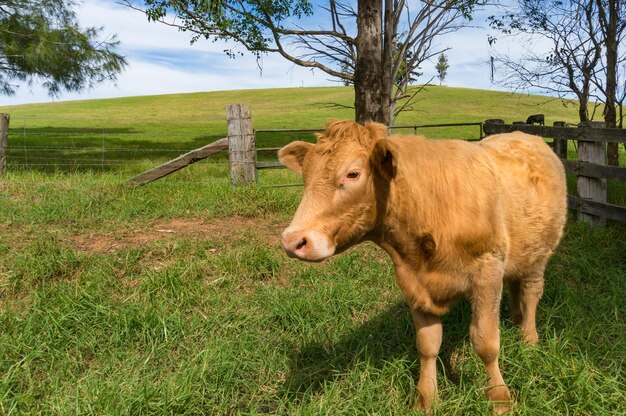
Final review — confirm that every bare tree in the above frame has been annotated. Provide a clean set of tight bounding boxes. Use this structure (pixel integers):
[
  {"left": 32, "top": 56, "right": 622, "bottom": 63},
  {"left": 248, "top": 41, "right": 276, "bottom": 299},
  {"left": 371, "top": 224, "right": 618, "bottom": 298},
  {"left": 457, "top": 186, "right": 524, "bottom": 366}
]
[
  {"left": 122, "top": 0, "right": 478, "bottom": 125},
  {"left": 488, "top": 0, "right": 602, "bottom": 123},
  {"left": 489, "top": 0, "right": 625, "bottom": 165},
  {"left": 591, "top": 0, "right": 625, "bottom": 165}
]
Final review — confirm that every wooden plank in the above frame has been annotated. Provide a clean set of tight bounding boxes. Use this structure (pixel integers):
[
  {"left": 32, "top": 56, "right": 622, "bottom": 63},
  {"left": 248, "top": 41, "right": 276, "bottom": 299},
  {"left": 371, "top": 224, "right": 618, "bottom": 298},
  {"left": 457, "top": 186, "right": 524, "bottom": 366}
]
[
  {"left": 568, "top": 195, "right": 626, "bottom": 223},
  {"left": 393, "top": 122, "right": 484, "bottom": 129},
  {"left": 256, "top": 161, "right": 285, "bottom": 170},
  {"left": 261, "top": 183, "right": 303, "bottom": 188},
  {"left": 483, "top": 123, "right": 626, "bottom": 143},
  {"left": 0, "top": 113, "right": 9, "bottom": 175},
  {"left": 126, "top": 137, "right": 228, "bottom": 186},
  {"left": 226, "top": 104, "right": 256, "bottom": 185},
  {"left": 552, "top": 122, "right": 568, "bottom": 159},
  {"left": 577, "top": 140, "right": 607, "bottom": 226},
  {"left": 562, "top": 159, "right": 626, "bottom": 181}
]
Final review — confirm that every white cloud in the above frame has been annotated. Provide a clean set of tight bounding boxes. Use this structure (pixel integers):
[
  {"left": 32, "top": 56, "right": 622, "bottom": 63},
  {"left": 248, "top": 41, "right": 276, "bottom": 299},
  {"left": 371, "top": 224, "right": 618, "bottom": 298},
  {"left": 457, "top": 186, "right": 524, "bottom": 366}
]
[
  {"left": 1, "top": 0, "right": 519, "bottom": 106},
  {"left": 0, "top": 0, "right": 333, "bottom": 105}
]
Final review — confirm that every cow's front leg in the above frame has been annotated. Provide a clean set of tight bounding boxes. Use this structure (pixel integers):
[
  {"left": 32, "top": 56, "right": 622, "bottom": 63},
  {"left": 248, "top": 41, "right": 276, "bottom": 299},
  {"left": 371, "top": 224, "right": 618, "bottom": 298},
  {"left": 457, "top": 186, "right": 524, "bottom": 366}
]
[
  {"left": 411, "top": 308, "right": 442, "bottom": 412},
  {"left": 470, "top": 260, "right": 512, "bottom": 414}
]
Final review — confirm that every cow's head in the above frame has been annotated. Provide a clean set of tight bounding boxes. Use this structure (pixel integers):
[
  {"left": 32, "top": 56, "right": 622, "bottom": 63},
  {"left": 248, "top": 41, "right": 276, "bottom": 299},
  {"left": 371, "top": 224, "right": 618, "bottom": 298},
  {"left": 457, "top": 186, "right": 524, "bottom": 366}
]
[{"left": 278, "top": 120, "right": 397, "bottom": 262}]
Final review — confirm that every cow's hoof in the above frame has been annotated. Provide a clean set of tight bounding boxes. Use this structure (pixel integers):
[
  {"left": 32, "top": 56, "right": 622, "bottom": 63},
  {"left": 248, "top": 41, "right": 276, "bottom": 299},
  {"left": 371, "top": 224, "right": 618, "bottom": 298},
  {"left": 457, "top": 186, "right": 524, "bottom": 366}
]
[
  {"left": 413, "top": 389, "right": 435, "bottom": 414},
  {"left": 487, "top": 385, "right": 512, "bottom": 414},
  {"left": 521, "top": 329, "right": 539, "bottom": 345},
  {"left": 412, "top": 397, "right": 430, "bottom": 413},
  {"left": 494, "top": 403, "right": 511, "bottom": 415}
]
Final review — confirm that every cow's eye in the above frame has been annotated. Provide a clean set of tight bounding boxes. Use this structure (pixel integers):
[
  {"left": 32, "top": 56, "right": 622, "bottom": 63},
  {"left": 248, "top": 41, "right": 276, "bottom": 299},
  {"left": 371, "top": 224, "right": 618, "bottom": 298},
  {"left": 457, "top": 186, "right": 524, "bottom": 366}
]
[{"left": 346, "top": 171, "right": 360, "bottom": 180}]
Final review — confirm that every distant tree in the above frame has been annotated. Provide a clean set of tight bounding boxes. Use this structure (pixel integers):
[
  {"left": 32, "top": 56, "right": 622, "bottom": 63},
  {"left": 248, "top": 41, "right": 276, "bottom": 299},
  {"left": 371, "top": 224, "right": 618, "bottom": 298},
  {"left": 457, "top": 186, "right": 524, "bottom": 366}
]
[
  {"left": 592, "top": 0, "right": 625, "bottom": 165},
  {"left": 125, "top": 0, "right": 482, "bottom": 125},
  {"left": 489, "top": 0, "right": 625, "bottom": 165},
  {"left": 488, "top": 0, "right": 600, "bottom": 123},
  {"left": 0, "top": 0, "right": 127, "bottom": 97},
  {"left": 435, "top": 53, "right": 449, "bottom": 85},
  {"left": 395, "top": 47, "right": 423, "bottom": 86}
]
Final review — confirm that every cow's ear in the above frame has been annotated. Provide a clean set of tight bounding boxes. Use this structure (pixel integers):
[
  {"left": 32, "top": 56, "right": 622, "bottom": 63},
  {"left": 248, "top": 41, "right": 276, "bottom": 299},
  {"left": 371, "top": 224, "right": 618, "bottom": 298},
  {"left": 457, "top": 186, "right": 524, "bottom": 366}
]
[
  {"left": 365, "top": 122, "right": 388, "bottom": 142},
  {"left": 371, "top": 139, "right": 397, "bottom": 181},
  {"left": 278, "top": 141, "right": 314, "bottom": 174}
]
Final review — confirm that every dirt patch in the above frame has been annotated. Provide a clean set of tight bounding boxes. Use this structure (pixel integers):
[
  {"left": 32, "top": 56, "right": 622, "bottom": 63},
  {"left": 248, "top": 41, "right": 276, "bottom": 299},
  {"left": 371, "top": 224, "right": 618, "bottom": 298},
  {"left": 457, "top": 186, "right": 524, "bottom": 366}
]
[{"left": 72, "top": 216, "right": 287, "bottom": 254}]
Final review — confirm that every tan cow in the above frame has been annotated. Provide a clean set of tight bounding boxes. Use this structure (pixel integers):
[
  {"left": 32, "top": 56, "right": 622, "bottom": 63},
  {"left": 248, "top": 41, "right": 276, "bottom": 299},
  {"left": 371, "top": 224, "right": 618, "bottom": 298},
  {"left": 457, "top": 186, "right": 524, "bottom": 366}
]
[{"left": 278, "top": 120, "right": 567, "bottom": 413}]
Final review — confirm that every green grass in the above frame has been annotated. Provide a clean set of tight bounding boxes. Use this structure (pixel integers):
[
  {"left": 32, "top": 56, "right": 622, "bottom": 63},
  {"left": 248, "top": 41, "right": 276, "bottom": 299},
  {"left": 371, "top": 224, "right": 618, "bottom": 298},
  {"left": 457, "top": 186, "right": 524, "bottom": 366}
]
[{"left": 0, "top": 86, "right": 625, "bottom": 414}]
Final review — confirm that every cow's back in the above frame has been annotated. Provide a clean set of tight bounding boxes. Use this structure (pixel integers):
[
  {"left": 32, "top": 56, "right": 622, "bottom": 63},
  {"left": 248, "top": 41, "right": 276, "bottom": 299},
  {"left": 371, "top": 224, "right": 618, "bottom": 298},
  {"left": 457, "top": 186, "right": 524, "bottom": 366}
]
[{"left": 479, "top": 131, "right": 567, "bottom": 276}]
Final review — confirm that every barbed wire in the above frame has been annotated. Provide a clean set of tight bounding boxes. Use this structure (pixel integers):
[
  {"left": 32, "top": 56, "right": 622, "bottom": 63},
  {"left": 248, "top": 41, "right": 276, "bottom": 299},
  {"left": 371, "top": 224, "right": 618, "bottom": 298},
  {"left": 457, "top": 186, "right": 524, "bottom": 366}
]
[
  {"left": 0, "top": 179, "right": 236, "bottom": 185},
  {"left": 7, "top": 146, "right": 225, "bottom": 152},
  {"left": 4, "top": 116, "right": 227, "bottom": 122},
  {"left": 10, "top": 132, "right": 228, "bottom": 138},
  {"left": 8, "top": 158, "right": 230, "bottom": 164}
]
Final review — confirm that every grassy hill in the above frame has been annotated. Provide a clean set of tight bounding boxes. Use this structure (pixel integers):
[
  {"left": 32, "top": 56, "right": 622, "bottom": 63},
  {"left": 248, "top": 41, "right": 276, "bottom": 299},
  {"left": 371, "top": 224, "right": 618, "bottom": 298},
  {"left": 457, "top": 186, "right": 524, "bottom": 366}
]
[
  {"left": 0, "top": 87, "right": 624, "bottom": 415},
  {"left": 0, "top": 85, "right": 584, "bottom": 134},
  {"left": 0, "top": 85, "right": 594, "bottom": 176},
  {"left": 2, "top": 85, "right": 622, "bottom": 197}
]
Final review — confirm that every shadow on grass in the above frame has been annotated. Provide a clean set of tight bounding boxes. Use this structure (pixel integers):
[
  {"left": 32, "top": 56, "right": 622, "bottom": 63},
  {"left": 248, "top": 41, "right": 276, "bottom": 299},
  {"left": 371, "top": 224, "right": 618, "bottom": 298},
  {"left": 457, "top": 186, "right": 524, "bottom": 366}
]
[
  {"left": 280, "top": 300, "right": 475, "bottom": 405},
  {"left": 279, "top": 245, "right": 626, "bottom": 408}
]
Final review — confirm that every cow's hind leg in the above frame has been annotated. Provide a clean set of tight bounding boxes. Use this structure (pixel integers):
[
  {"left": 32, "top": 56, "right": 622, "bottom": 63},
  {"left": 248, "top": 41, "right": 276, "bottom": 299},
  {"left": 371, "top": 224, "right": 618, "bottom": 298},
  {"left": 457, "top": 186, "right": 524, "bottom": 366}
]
[
  {"left": 508, "top": 279, "right": 522, "bottom": 325},
  {"left": 518, "top": 265, "right": 545, "bottom": 345},
  {"left": 411, "top": 309, "right": 442, "bottom": 412},
  {"left": 471, "top": 258, "right": 511, "bottom": 414}
]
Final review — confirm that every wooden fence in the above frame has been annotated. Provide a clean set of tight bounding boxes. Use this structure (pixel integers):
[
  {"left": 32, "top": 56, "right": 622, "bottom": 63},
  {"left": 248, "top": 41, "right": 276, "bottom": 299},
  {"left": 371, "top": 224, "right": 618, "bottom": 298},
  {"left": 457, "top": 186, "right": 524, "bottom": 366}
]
[
  {"left": 483, "top": 121, "right": 626, "bottom": 226},
  {"left": 127, "top": 107, "right": 625, "bottom": 227},
  {"left": 3, "top": 104, "right": 624, "bottom": 227}
]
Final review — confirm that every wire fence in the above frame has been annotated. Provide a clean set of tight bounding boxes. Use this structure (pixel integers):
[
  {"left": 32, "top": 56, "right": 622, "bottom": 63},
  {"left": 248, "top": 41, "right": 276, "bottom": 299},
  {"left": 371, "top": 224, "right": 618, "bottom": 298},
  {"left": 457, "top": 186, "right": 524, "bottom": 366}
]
[
  {"left": 2, "top": 117, "right": 485, "bottom": 187},
  {"left": 3, "top": 116, "right": 230, "bottom": 183}
]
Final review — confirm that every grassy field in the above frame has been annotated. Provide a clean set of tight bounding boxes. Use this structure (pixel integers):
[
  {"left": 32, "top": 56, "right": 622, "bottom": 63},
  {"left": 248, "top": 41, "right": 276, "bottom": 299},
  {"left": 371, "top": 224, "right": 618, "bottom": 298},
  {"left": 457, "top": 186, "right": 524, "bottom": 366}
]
[{"left": 0, "top": 86, "right": 625, "bottom": 415}]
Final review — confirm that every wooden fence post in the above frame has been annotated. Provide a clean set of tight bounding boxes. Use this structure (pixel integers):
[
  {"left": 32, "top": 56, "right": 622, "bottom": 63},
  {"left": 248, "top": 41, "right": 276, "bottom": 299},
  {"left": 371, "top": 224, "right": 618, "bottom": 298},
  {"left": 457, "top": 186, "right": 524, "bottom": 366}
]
[
  {"left": 552, "top": 121, "right": 567, "bottom": 159},
  {"left": 0, "top": 113, "right": 9, "bottom": 175},
  {"left": 577, "top": 125, "right": 607, "bottom": 227},
  {"left": 226, "top": 104, "right": 256, "bottom": 185}
]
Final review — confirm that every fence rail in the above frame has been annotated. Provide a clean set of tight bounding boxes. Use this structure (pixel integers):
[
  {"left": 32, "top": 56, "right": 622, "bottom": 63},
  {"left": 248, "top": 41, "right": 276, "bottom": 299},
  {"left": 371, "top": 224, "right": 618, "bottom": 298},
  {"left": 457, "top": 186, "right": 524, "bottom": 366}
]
[
  {"left": 391, "top": 122, "right": 484, "bottom": 140},
  {"left": 481, "top": 123, "right": 626, "bottom": 143}
]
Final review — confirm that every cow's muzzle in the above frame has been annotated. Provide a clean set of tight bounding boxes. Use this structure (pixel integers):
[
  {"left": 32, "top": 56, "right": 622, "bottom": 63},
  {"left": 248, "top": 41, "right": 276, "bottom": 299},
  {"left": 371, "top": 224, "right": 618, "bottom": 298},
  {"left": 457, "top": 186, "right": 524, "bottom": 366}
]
[{"left": 281, "top": 228, "right": 335, "bottom": 262}]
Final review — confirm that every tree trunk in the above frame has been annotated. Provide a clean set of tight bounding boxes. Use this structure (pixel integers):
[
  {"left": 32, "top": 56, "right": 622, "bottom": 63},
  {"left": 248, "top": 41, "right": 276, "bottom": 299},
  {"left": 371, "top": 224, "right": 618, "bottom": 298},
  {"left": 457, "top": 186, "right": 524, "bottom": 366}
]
[
  {"left": 603, "top": 0, "right": 619, "bottom": 166},
  {"left": 381, "top": 0, "right": 394, "bottom": 126},
  {"left": 578, "top": 95, "right": 589, "bottom": 123},
  {"left": 573, "top": 65, "right": 592, "bottom": 123},
  {"left": 354, "top": 0, "right": 384, "bottom": 124}
]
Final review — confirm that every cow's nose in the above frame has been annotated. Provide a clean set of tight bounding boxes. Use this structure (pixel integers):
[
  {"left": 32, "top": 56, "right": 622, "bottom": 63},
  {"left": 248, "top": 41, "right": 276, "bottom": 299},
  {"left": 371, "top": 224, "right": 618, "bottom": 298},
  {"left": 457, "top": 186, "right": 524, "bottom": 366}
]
[
  {"left": 281, "top": 231, "right": 308, "bottom": 259},
  {"left": 281, "top": 229, "right": 334, "bottom": 262}
]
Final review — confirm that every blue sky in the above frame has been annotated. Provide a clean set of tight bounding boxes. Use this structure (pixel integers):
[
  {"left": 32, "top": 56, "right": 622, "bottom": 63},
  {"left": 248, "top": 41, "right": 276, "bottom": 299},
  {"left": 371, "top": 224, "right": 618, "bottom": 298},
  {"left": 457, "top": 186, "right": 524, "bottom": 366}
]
[{"left": 1, "top": 0, "right": 513, "bottom": 106}]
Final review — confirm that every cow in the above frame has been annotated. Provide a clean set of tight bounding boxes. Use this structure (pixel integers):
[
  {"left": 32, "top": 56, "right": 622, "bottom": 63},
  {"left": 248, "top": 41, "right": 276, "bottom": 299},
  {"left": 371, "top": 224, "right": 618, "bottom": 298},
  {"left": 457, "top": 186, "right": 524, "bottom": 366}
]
[
  {"left": 278, "top": 120, "right": 567, "bottom": 414},
  {"left": 526, "top": 114, "right": 545, "bottom": 125}
]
